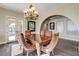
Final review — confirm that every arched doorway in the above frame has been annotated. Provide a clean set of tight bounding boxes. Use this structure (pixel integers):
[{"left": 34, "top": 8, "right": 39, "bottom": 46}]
[
  {"left": 40, "top": 15, "right": 79, "bottom": 40},
  {"left": 40, "top": 15, "right": 79, "bottom": 55}
]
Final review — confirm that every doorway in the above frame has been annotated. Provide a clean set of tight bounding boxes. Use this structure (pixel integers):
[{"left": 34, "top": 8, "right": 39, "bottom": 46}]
[{"left": 40, "top": 15, "right": 79, "bottom": 55}]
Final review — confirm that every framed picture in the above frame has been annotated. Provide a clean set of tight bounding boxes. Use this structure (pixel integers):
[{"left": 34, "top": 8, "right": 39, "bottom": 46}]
[
  {"left": 27, "top": 21, "right": 36, "bottom": 32},
  {"left": 50, "top": 22, "right": 55, "bottom": 30}
]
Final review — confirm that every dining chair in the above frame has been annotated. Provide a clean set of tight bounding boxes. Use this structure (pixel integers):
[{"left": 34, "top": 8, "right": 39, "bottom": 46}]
[
  {"left": 40, "top": 30, "right": 45, "bottom": 41},
  {"left": 42, "top": 31, "right": 52, "bottom": 46},
  {"left": 41, "top": 32, "right": 60, "bottom": 56},
  {"left": 40, "top": 30, "right": 45, "bottom": 35},
  {"left": 20, "top": 33, "right": 35, "bottom": 56},
  {"left": 25, "top": 30, "right": 31, "bottom": 37},
  {"left": 45, "top": 31, "right": 52, "bottom": 37}
]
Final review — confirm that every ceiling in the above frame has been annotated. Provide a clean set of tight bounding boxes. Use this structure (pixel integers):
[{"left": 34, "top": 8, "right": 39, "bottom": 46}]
[
  {"left": 0, "top": 3, "right": 78, "bottom": 14},
  {"left": 0, "top": 3, "right": 66, "bottom": 13}
]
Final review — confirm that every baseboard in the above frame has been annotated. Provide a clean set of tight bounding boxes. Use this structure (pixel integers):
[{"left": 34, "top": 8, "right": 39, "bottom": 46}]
[
  {"left": 0, "top": 41, "right": 8, "bottom": 45},
  {"left": 0, "top": 40, "right": 18, "bottom": 45}
]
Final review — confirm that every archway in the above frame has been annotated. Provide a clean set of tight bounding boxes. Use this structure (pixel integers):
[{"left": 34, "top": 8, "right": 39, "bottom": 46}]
[
  {"left": 40, "top": 15, "right": 79, "bottom": 55},
  {"left": 40, "top": 15, "right": 79, "bottom": 40}
]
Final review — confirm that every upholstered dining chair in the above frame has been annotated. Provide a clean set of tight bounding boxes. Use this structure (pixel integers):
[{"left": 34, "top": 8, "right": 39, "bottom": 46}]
[
  {"left": 41, "top": 31, "right": 52, "bottom": 46},
  {"left": 20, "top": 33, "right": 35, "bottom": 56},
  {"left": 41, "top": 32, "right": 60, "bottom": 56},
  {"left": 25, "top": 30, "right": 31, "bottom": 37},
  {"left": 45, "top": 31, "right": 52, "bottom": 37},
  {"left": 40, "top": 30, "right": 45, "bottom": 35},
  {"left": 40, "top": 30, "right": 45, "bottom": 41}
]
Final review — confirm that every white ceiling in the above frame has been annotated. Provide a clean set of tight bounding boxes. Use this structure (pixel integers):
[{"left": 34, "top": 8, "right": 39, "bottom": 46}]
[
  {"left": 0, "top": 3, "right": 78, "bottom": 14},
  {"left": 0, "top": 3, "right": 65, "bottom": 13}
]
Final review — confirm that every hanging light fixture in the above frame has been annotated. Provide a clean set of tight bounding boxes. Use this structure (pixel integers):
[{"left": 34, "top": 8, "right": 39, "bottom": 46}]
[{"left": 24, "top": 4, "right": 39, "bottom": 21}]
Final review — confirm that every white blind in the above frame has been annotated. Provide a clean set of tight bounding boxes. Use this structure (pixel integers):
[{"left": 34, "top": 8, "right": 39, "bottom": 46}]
[
  {"left": 57, "top": 21, "right": 64, "bottom": 34},
  {"left": 67, "top": 21, "right": 78, "bottom": 32}
]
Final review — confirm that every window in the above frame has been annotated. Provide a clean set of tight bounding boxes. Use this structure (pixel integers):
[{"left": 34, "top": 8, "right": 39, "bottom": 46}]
[
  {"left": 56, "top": 21, "right": 64, "bottom": 34},
  {"left": 67, "top": 20, "right": 78, "bottom": 34},
  {"left": 9, "top": 22, "right": 16, "bottom": 41},
  {"left": 8, "top": 18, "right": 16, "bottom": 41}
]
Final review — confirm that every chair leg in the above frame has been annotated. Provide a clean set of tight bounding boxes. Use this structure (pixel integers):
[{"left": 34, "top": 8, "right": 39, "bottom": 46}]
[
  {"left": 26, "top": 51, "right": 29, "bottom": 56},
  {"left": 46, "top": 51, "right": 50, "bottom": 56},
  {"left": 45, "top": 49, "right": 50, "bottom": 56},
  {"left": 35, "top": 42, "right": 40, "bottom": 56},
  {"left": 23, "top": 49, "right": 27, "bottom": 56},
  {"left": 52, "top": 51, "right": 54, "bottom": 56}
]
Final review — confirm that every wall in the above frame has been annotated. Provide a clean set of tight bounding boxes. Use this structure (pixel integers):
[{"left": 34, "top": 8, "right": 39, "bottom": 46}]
[
  {"left": 36, "top": 4, "right": 79, "bottom": 41},
  {"left": 0, "top": 4, "right": 79, "bottom": 44},
  {"left": 0, "top": 7, "right": 23, "bottom": 44},
  {"left": 36, "top": 4, "right": 79, "bottom": 33},
  {"left": 40, "top": 16, "right": 79, "bottom": 41}
]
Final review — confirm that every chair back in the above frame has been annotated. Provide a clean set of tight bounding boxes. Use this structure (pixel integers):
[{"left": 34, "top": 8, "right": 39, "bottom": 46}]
[
  {"left": 40, "top": 30, "right": 45, "bottom": 36},
  {"left": 25, "top": 30, "right": 31, "bottom": 37},
  {"left": 47, "top": 32, "right": 59, "bottom": 52},
  {"left": 40, "top": 30, "right": 45, "bottom": 41},
  {"left": 21, "top": 33, "right": 33, "bottom": 48},
  {"left": 45, "top": 31, "right": 52, "bottom": 37},
  {"left": 20, "top": 33, "right": 27, "bottom": 47}
]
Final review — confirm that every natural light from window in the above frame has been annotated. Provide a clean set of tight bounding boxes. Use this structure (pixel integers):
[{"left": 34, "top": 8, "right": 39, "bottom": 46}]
[{"left": 9, "top": 23, "right": 16, "bottom": 41}]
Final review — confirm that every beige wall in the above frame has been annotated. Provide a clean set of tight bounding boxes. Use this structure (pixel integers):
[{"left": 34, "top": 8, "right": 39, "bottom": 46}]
[
  {"left": 0, "top": 4, "right": 79, "bottom": 44},
  {"left": 0, "top": 7, "right": 23, "bottom": 44},
  {"left": 36, "top": 4, "right": 79, "bottom": 35}
]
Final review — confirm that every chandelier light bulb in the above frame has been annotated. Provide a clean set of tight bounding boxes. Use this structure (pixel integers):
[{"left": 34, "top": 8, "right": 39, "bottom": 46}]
[
  {"left": 29, "top": 8, "right": 33, "bottom": 12},
  {"left": 24, "top": 4, "right": 39, "bottom": 20},
  {"left": 24, "top": 9, "right": 28, "bottom": 13},
  {"left": 34, "top": 11, "right": 38, "bottom": 14},
  {"left": 24, "top": 10, "right": 27, "bottom": 13},
  {"left": 31, "top": 6, "right": 35, "bottom": 11}
]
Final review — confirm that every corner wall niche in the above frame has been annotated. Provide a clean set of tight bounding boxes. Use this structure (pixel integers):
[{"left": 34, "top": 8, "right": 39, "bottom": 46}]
[{"left": 40, "top": 15, "right": 79, "bottom": 41}]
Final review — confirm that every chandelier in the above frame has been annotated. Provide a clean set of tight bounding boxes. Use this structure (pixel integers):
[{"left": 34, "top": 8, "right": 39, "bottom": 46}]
[{"left": 24, "top": 4, "right": 39, "bottom": 20}]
